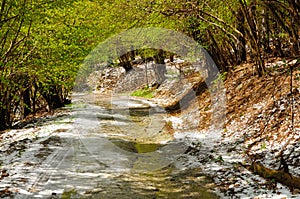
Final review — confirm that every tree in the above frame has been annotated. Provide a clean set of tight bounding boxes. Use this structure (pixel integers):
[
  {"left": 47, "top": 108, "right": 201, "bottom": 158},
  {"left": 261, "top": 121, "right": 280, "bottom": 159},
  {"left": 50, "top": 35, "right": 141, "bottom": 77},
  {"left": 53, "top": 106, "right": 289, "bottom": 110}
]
[
  {"left": 152, "top": 0, "right": 299, "bottom": 76},
  {"left": 0, "top": 0, "right": 33, "bottom": 129}
]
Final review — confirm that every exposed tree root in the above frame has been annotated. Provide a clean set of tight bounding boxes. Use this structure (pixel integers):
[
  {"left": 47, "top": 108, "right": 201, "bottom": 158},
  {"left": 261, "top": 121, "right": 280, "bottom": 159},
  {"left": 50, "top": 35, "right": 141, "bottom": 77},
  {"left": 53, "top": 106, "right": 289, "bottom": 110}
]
[{"left": 247, "top": 162, "right": 300, "bottom": 190}]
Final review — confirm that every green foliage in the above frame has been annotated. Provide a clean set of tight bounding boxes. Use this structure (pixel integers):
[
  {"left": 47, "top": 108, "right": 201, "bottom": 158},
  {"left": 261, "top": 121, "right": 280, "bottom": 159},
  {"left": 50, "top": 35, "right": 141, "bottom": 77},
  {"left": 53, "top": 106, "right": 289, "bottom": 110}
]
[
  {"left": 0, "top": 0, "right": 299, "bottom": 130},
  {"left": 61, "top": 188, "right": 79, "bottom": 199},
  {"left": 213, "top": 72, "right": 227, "bottom": 85},
  {"left": 0, "top": 0, "right": 100, "bottom": 129},
  {"left": 165, "top": 121, "right": 173, "bottom": 128},
  {"left": 260, "top": 142, "right": 267, "bottom": 150},
  {"left": 131, "top": 86, "right": 155, "bottom": 98},
  {"left": 214, "top": 155, "right": 224, "bottom": 163}
]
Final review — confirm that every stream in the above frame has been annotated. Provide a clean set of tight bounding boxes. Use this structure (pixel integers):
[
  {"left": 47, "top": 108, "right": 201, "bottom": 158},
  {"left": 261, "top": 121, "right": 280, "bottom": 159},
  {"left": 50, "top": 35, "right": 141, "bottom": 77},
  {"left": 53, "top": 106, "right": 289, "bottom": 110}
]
[{"left": 0, "top": 94, "right": 219, "bottom": 198}]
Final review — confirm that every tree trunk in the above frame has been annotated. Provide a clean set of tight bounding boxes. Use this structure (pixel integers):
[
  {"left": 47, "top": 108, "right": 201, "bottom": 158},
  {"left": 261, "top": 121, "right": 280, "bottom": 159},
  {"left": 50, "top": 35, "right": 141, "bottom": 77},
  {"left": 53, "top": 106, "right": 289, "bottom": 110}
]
[
  {"left": 287, "top": 0, "right": 300, "bottom": 55},
  {"left": 261, "top": 8, "right": 271, "bottom": 54},
  {"left": 119, "top": 53, "right": 133, "bottom": 72},
  {"left": 23, "top": 88, "right": 31, "bottom": 117},
  {"left": 40, "top": 85, "right": 65, "bottom": 110},
  {"left": 153, "top": 49, "right": 166, "bottom": 85},
  {"left": 239, "top": 0, "right": 266, "bottom": 76},
  {"left": 248, "top": 162, "right": 300, "bottom": 190},
  {"left": 236, "top": 8, "right": 247, "bottom": 64}
]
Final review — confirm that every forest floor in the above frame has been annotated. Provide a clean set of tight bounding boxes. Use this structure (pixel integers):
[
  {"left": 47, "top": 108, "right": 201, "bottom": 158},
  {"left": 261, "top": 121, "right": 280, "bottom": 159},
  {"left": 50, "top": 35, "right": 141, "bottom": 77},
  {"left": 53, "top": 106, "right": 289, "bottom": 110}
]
[{"left": 219, "top": 58, "right": 300, "bottom": 197}]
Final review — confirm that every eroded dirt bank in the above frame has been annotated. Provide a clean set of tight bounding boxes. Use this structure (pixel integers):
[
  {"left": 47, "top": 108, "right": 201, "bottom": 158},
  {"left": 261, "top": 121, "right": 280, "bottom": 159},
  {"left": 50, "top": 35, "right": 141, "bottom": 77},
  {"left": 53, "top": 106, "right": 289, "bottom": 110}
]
[{"left": 153, "top": 58, "right": 300, "bottom": 198}]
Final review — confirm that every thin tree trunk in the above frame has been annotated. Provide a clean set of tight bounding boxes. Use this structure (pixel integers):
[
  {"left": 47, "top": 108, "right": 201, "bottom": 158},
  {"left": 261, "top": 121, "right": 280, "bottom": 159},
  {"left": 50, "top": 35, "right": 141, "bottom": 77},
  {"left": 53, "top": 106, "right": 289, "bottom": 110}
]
[
  {"left": 153, "top": 49, "right": 166, "bottom": 85},
  {"left": 239, "top": 0, "right": 266, "bottom": 76},
  {"left": 23, "top": 88, "right": 31, "bottom": 117},
  {"left": 236, "top": 7, "right": 247, "bottom": 64}
]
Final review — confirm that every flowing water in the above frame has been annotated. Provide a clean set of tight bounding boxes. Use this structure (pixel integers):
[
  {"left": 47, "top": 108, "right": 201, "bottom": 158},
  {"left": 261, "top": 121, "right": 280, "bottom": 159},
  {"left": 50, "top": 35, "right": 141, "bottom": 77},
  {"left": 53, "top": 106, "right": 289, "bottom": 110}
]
[{"left": 0, "top": 94, "right": 219, "bottom": 198}]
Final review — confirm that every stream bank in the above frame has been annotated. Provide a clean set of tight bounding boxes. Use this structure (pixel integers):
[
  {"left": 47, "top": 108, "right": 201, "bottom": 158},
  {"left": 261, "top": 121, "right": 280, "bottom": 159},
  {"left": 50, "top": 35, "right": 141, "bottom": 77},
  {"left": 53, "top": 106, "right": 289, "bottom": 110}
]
[
  {"left": 86, "top": 58, "right": 300, "bottom": 198},
  {"left": 150, "top": 59, "right": 300, "bottom": 198}
]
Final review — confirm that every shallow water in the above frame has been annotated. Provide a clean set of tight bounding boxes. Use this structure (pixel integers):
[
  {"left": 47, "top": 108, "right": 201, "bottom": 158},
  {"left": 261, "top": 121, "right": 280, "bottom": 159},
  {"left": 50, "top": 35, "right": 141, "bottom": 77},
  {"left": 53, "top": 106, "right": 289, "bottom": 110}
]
[{"left": 0, "top": 94, "right": 219, "bottom": 198}]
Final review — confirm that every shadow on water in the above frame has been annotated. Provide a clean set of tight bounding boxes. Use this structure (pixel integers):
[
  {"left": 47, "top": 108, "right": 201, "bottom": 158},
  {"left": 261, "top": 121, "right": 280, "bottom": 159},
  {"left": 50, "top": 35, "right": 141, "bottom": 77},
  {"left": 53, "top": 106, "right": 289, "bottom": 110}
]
[
  {"left": 82, "top": 167, "right": 219, "bottom": 199},
  {"left": 109, "top": 138, "right": 164, "bottom": 153},
  {"left": 52, "top": 136, "right": 219, "bottom": 199},
  {"left": 61, "top": 173, "right": 218, "bottom": 199}
]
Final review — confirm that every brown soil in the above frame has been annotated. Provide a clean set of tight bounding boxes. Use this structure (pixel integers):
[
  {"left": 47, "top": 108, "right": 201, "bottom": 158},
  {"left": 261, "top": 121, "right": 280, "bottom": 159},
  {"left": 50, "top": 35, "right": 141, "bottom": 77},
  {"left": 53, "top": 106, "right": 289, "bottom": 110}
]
[
  {"left": 224, "top": 59, "right": 300, "bottom": 159},
  {"left": 182, "top": 58, "right": 300, "bottom": 188},
  {"left": 154, "top": 58, "right": 300, "bottom": 191}
]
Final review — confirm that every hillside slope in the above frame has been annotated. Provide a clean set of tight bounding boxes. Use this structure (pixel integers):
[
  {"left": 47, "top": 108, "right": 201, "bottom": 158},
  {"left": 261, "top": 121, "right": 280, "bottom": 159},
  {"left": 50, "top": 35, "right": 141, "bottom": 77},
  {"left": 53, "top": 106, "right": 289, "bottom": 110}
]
[{"left": 184, "top": 58, "right": 300, "bottom": 195}]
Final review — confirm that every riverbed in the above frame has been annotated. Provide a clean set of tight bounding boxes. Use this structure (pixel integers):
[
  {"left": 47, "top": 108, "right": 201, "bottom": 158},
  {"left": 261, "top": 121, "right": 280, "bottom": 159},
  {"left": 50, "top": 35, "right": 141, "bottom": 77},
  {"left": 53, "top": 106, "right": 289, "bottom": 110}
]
[{"left": 0, "top": 94, "right": 219, "bottom": 198}]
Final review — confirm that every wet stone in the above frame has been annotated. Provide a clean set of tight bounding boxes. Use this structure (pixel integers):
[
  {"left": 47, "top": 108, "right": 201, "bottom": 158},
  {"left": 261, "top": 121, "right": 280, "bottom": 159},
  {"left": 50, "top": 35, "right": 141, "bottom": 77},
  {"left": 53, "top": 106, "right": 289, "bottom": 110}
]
[{"left": 39, "top": 136, "right": 62, "bottom": 147}]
